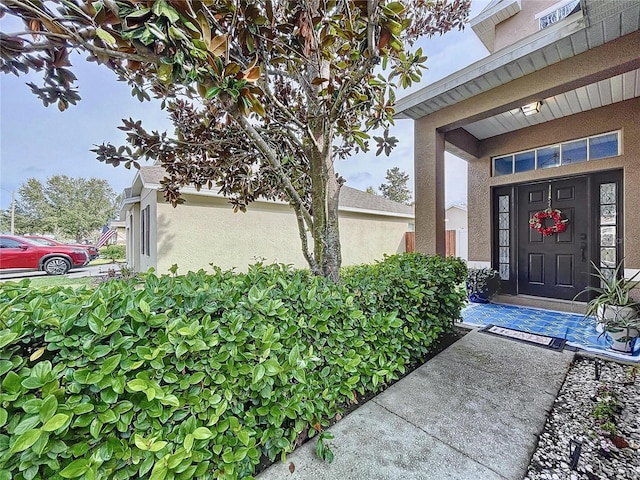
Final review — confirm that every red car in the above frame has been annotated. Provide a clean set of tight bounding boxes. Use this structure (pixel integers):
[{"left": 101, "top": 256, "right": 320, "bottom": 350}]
[
  {"left": 0, "top": 235, "right": 89, "bottom": 275},
  {"left": 23, "top": 235, "right": 99, "bottom": 261}
]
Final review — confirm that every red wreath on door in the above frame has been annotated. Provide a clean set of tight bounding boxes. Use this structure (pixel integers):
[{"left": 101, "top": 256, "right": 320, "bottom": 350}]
[{"left": 529, "top": 208, "right": 568, "bottom": 236}]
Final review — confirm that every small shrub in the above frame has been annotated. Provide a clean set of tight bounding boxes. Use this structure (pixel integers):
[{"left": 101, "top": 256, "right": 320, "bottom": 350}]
[
  {"left": 591, "top": 384, "right": 622, "bottom": 453},
  {"left": 100, "top": 244, "right": 126, "bottom": 262},
  {"left": 95, "top": 264, "right": 139, "bottom": 285},
  {"left": 592, "top": 385, "right": 619, "bottom": 422},
  {"left": 0, "top": 254, "right": 466, "bottom": 479},
  {"left": 466, "top": 267, "right": 500, "bottom": 303}
]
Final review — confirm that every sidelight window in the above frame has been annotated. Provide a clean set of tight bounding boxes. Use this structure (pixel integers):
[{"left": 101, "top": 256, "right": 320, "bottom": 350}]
[
  {"left": 497, "top": 195, "right": 510, "bottom": 280},
  {"left": 141, "top": 205, "right": 151, "bottom": 256},
  {"left": 598, "top": 183, "right": 617, "bottom": 283}
]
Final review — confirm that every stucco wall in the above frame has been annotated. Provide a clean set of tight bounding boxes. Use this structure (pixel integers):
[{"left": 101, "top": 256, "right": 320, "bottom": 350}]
[
  {"left": 412, "top": 31, "right": 640, "bottom": 260},
  {"left": 468, "top": 98, "right": 640, "bottom": 269},
  {"left": 338, "top": 211, "right": 411, "bottom": 265},
  {"left": 154, "top": 194, "right": 305, "bottom": 274},
  {"left": 493, "top": 0, "right": 563, "bottom": 52},
  {"left": 153, "top": 192, "right": 413, "bottom": 274}
]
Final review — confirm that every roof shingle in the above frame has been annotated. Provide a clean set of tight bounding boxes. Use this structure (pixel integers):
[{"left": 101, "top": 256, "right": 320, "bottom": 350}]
[{"left": 136, "top": 166, "right": 413, "bottom": 215}]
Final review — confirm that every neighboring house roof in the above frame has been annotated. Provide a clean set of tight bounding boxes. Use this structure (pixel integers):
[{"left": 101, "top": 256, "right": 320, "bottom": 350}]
[
  {"left": 394, "top": 0, "right": 639, "bottom": 127},
  {"left": 138, "top": 165, "right": 168, "bottom": 184},
  {"left": 446, "top": 204, "right": 468, "bottom": 212},
  {"left": 127, "top": 166, "right": 414, "bottom": 217},
  {"left": 340, "top": 186, "right": 413, "bottom": 215}
]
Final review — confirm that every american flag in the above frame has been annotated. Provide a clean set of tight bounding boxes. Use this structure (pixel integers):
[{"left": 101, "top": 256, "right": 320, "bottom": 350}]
[{"left": 97, "top": 226, "right": 117, "bottom": 248}]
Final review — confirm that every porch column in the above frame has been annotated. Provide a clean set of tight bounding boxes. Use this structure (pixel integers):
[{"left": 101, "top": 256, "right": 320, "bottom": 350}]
[{"left": 414, "top": 118, "right": 445, "bottom": 255}]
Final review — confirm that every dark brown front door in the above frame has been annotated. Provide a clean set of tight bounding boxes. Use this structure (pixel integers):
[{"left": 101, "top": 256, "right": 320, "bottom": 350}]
[{"left": 517, "top": 177, "right": 590, "bottom": 300}]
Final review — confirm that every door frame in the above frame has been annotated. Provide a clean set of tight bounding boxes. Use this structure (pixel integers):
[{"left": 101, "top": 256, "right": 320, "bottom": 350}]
[{"left": 491, "top": 169, "right": 623, "bottom": 299}]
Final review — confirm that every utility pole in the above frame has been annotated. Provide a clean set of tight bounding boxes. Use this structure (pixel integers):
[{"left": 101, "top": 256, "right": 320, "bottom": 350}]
[{"left": 10, "top": 191, "right": 15, "bottom": 235}]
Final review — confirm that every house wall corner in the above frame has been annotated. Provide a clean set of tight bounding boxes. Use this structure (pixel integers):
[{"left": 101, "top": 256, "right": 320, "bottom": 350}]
[
  {"left": 414, "top": 118, "right": 446, "bottom": 256},
  {"left": 467, "top": 158, "right": 492, "bottom": 265}
]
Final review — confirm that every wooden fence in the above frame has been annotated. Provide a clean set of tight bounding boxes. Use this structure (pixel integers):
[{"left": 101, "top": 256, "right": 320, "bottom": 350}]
[
  {"left": 405, "top": 232, "right": 415, "bottom": 253},
  {"left": 445, "top": 230, "right": 456, "bottom": 257},
  {"left": 405, "top": 231, "right": 457, "bottom": 257}
]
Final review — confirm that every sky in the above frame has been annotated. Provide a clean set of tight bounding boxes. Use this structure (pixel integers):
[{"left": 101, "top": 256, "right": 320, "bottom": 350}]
[{"left": 0, "top": 1, "right": 490, "bottom": 211}]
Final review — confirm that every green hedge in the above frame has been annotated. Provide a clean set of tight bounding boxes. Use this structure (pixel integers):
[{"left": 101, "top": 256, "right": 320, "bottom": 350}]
[{"left": 0, "top": 253, "right": 466, "bottom": 480}]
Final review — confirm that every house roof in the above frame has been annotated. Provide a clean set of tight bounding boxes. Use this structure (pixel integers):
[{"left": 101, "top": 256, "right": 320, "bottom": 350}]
[
  {"left": 482, "top": 0, "right": 505, "bottom": 11},
  {"left": 446, "top": 204, "right": 468, "bottom": 212},
  {"left": 130, "top": 166, "right": 414, "bottom": 217},
  {"left": 394, "top": 0, "right": 640, "bottom": 139},
  {"left": 340, "top": 186, "right": 414, "bottom": 215},
  {"left": 138, "top": 165, "right": 167, "bottom": 184},
  {"left": 470, "top": 0, "right": 522, "bottom": 53}
]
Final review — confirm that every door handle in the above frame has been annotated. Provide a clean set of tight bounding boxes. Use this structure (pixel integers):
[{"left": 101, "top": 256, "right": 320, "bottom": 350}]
[{"left": 580, "top": 243, "right": 587, "bottom": 262}]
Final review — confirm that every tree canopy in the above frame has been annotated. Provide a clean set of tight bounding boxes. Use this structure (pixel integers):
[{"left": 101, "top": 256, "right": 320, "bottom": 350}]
[
  {"left": 1, "top": 0, "right": 470, "bottom": 279},
  {"left": 6, "top": 175, "right": 118, "bottom": 241},
  {"left": 380, "top": 166, "right": 411, "bottom": 204}
]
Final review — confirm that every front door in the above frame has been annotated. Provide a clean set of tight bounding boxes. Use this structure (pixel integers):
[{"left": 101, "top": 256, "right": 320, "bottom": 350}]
[{"left": 517, "top": 177, "right": 590, "bottom": 300}]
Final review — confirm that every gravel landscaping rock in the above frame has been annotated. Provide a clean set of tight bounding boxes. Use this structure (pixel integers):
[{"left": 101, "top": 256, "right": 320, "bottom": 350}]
[{"left": 525, "top": 356, "right": 640, "bottom": 480}]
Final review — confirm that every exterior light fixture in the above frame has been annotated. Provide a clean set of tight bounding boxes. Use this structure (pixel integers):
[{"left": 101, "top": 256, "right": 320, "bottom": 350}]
[
  {"left": 521, "top": 101, "right": 543, "bottom": 116},
  {"left": 569, "top": 439, "right": 582, "bottom": 470}
]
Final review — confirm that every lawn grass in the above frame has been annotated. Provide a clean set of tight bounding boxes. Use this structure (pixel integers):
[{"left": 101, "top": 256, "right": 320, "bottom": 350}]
[
  {"left": 16, "top": 276, "right": 96, "bottom": 288},
  {"left": 89, "top": 258, "right": 124, "bottom": 266}
]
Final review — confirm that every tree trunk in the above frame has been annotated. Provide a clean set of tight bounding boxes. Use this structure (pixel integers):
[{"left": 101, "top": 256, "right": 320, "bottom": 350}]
[
  {"left": 323, "top": 167, "right": 342, "bottom": 282},
  {"left": 307, "top": 45, "right": 342, "bottom": 282},
  {"left": 308, "top": 138, "right": 342, "bottom": 283}
]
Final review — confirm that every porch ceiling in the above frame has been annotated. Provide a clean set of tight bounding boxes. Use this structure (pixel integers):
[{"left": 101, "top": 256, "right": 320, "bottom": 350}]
[
  {"left": 395, "top": 0, "right": 640, "bottom": 138},
  {"left": 463, "top": 68, "right": 640, "bottom": 140}
]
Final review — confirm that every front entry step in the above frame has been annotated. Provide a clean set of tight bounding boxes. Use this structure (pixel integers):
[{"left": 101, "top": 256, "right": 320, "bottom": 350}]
[{"left": 493, "top": 294, "right": 587, "bottom": 315}]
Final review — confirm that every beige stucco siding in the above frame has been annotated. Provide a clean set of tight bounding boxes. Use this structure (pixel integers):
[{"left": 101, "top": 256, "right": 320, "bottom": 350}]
[
  {"left": 152, "top": 192, "right": 413, "bottom": 274},
  {"left": 413, "top": 31, "right": 640, "bottom": 263},
  {"left": 338, "top": 211, "right": 410, "bottom": 265},
  {"left": 468, "top": 97, "right": 640, "bottom": 268},
  {"left": 493, "top": 0, "right": 559, "bottom": 52},
  {"left": 155, "top": 194, "right": 306, "bottom": 274}
]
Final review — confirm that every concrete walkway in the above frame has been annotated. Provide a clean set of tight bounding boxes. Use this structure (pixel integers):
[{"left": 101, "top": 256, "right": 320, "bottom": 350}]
[{"left": 257, "top": 329, "right": 574, "bottom": 480}]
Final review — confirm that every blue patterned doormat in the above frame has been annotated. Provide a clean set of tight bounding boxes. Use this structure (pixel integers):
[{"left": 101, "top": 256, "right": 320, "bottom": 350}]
[
  {"left": 462, "top": 302, "right": 640, "bottom": 362},
  {"left": 480, "top": 324, "right": 566, "bottom": 350}
]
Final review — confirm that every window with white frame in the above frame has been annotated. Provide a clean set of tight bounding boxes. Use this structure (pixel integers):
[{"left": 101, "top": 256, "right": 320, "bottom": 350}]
[{"left": 140, "top": 206, "right": 151, "bottom": 256}]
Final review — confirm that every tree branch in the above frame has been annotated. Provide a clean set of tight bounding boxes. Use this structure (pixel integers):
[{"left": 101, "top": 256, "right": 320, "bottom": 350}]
[
  {"left": 4, "top": 0, "right": 160, "bottom": 64},
  {"left": 226, "top": 101, "right": 314, "bottom": 229},
  {"left": 5, "top": 0, "right": 57, "bottom": 23},
  {"left": 328, "top": 55, "right": 378, "bottom": 122},
  {"left": 293, "top": 207, "right": 320, "bottom": 275},
  {"left": 255, "top": 124, "right": 303, "bottom": 152},
  {"left": 10, "top": 30, "right": 160, "bottom": 64},
  {"left": 260, "top": 77, "right": 323, "bottom": 153},
  {"left": 367, "top": 0, "right": 379, "bottom": 58},
  {"left": 259, "top": 79, "right": 306, "bottom": 131}
]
